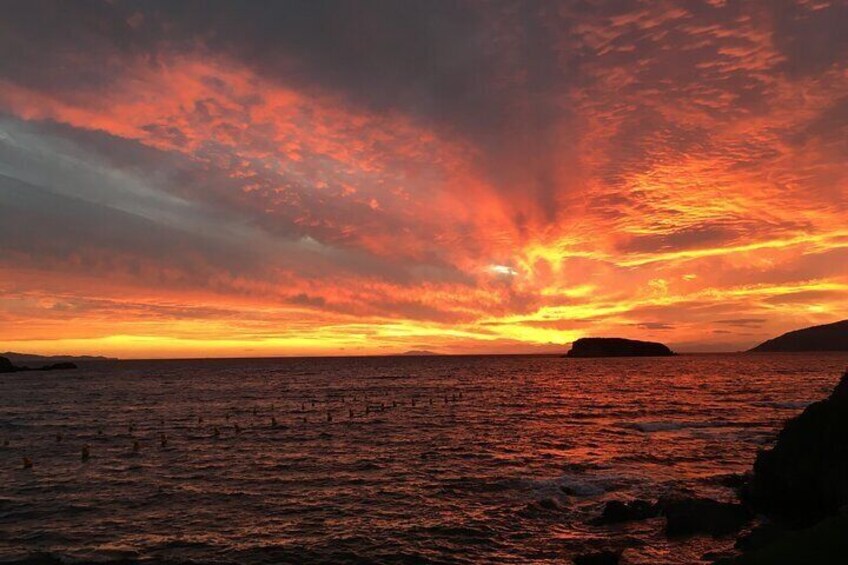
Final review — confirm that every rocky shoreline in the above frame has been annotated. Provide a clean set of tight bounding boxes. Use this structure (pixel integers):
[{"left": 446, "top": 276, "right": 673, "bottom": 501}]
[{"left": 574, "top": 368, "right": 848, "bottom": 565}]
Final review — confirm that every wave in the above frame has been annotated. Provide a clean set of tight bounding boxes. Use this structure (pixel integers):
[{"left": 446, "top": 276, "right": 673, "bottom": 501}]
[{"left": 621, "top": 420, "right": 755, "bottom": 433}]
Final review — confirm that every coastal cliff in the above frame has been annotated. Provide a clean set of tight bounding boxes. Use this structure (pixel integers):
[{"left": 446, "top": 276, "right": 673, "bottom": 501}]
[{"left": 565, "top": 337, "right": 674, "bottom": 358}]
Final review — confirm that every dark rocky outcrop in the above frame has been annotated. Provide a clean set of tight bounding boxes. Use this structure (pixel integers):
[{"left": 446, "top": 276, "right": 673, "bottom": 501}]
[
  {"left": 718, "top": 512, "right": 848, "bottom": 565},
  {"left": 592, "top": 499, "right": 659, "bottom": 525},
  {"left": 573, "top": 549, "right": 622, "bottom": 565},
  {"left": 716, "top": 370, "right": 848, "bottom": 564},
  {"left": 660, "top": 496, "right": 751, "bottom": 537},
  {"left": 743, "top": 370, "right": 848, "bottom": 525},
  {"left": 0, "top": 356, "right": 78, "bottom": 373},
  {"left": 565, "top": 337, "right": 675, "bottom": 358},
  {"left": 591, "top": 494, "right": 750, "bottom": 538},
  {"left": 748, "top": 319, "right": 848, "bottom": 352}
]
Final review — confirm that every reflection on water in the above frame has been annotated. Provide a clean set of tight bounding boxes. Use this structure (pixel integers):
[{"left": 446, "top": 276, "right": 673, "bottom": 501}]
[{"left": 2, "top": 353, "right": 847, "bottom": 564}]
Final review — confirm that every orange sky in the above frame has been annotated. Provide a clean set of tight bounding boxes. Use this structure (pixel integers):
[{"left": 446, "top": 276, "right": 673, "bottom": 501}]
[{"left": 1, "top": 1, "right": 846, "bottom": 358}]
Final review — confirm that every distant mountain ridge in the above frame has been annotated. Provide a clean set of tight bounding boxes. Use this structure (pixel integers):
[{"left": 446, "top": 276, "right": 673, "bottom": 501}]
[
  {"left": 1, "top": 352, "right": 116, "bottom": 364},
  {"left": 748, "top": 320, "right": 848, "bottom": 352}
]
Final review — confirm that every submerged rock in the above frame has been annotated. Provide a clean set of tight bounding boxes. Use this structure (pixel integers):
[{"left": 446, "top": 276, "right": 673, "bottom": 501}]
[
  {"left": 590, "top": 493, "right": 750, "bottom": 538},
  {"left": 592, "top": 499, "right": 659, "bottom": 525},
  {"left": 565, "top": 338, "right": 674, "bottom": 358},
  {"left": 573, "top": 549, "right": 622, "bottom": 565},
  {"left": 745, "top": 370, "right": 848, "bottom": 525}
]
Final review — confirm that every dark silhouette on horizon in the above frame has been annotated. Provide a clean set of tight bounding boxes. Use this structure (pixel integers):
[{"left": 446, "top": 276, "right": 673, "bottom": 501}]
[
  {"left": 565, "top": 337, "right": 675, "bottom": 358},
  {"left": 748, "top": 319, "right": 848, "bottom": 352}
]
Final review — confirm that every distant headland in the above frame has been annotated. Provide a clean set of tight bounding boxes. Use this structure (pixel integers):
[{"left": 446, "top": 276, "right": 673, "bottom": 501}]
[
  {"left": 0, "top": 356, "right": 77, "bottom": 373},
  {"left": 565, "top": 337, "right": 675, "bottom": 358},
  {"left": 748, "top": 319, "right": 848, "bottom": 353},
  {"left": 1, "top": 352, "right": 116, "bottom": 364},
  {"left": 0, "top": 352, "right": 116, "bottom": 373}
]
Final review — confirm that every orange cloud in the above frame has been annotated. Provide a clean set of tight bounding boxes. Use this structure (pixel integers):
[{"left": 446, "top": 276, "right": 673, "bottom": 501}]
[{"left": 1, "top": 2, "right": 847, "bottom": 357}]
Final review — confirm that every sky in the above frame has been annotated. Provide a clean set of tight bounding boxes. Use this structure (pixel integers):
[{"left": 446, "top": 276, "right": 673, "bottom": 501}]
[{"left": 1, "top": 0, "right": 847, "bottom": 358}]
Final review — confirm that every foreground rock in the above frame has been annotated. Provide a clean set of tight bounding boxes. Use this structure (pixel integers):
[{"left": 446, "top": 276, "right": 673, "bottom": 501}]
[
  {"left": 716, "top": 370, "right": 848, "bottom": 564},
  {"left": 0, "top": 356, "right": 78, "bottom": 373},
  {"left": 565, "top": 338, "right": 675, "bottom": 358},
  {"left": 719, "top": 512, "right": 848, "bottom": 564},
  {"left": 661, "top": 496, "right": 751, "bottom": 537},
  {"left": 592, "top": 495, "right": 750, "bottom": 537},
  {"left": 744, "top": 369, "right": 848, "bottom": 525},
  {"left": 748, "top": 319, "right": 848, "bottom": 352}
]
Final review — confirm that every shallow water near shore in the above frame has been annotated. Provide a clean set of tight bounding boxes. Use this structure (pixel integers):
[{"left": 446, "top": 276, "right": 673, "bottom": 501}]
[{"left": 2, "top": 353, "right": 847, "bottom": 564}]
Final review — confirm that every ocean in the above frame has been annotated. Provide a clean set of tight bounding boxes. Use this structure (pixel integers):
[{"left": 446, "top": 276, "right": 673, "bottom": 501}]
[{"left": 2, "top": 353, "right": 847, "bottom": 564}]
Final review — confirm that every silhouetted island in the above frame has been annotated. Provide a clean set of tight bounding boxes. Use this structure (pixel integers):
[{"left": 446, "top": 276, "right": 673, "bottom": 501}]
[
  {"left": 400, "top": 350, "right": 441, "bottom": 356},
  {"left": 565, "top": 337, "right": 675, "bottom": 358},
  {"left": 0, "top": 356, "right": 77, "bottom": 373},
  {"left": 748, "top": 319, "right": 848, "bottom": 352}
]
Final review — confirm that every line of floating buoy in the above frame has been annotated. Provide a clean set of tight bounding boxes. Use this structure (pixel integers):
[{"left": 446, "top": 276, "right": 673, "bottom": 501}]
[{"left": 8, "top": 391, "right": 473, "bottom": 468}]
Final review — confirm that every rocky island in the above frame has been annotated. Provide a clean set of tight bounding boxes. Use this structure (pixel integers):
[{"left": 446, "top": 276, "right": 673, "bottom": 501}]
[
  {"left": 748, "top": 319, "right": 848, "bottom": 352},
  {"left": 565, "top": 337, "right": 675, "bottom": 358}
]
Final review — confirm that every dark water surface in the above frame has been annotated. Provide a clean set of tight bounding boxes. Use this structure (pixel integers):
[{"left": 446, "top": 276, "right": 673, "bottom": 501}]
[{"left": 2, "top": 353, "right": 847, "bottom": 564}]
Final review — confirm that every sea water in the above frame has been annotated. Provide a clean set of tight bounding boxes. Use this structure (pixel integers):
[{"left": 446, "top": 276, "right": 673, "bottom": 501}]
[{"left": 2, "top": 353, "right": 847, "bottom": 564}]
